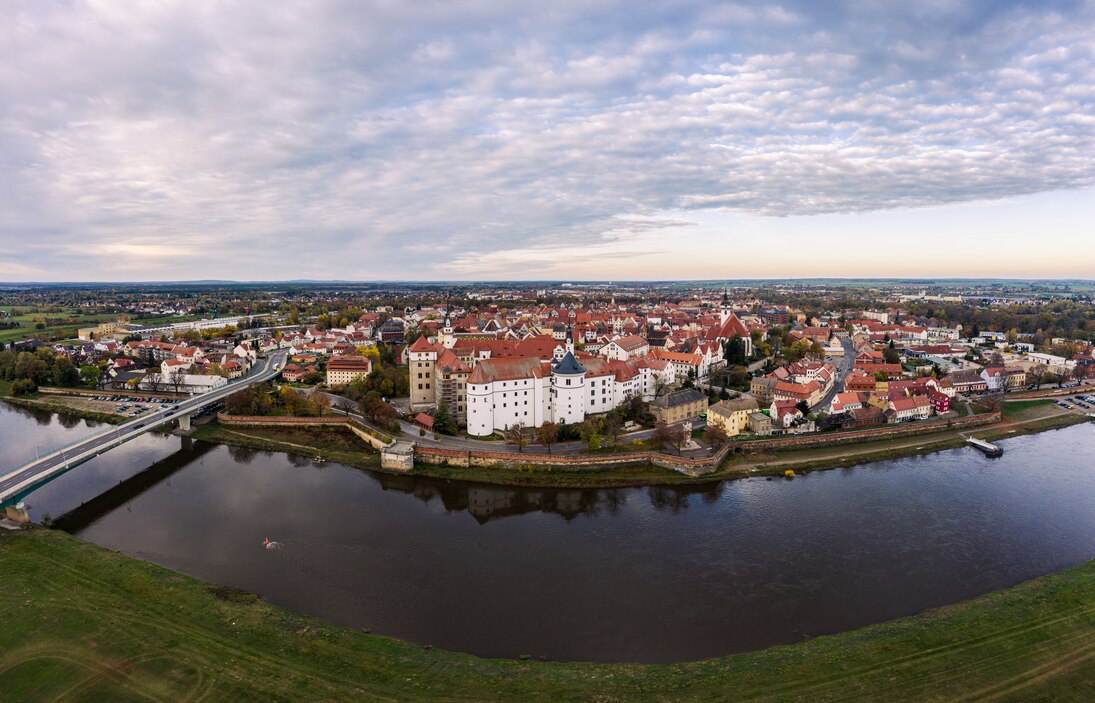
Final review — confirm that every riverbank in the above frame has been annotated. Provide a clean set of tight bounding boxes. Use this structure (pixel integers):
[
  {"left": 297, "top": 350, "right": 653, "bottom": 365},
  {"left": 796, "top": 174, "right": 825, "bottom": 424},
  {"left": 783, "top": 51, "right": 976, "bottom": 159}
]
[
  {"left": 0, "top": 395, "right": 124, "bottom": 425},
  {"left": 8, "top": 395, "right": 1091, "bottom": 489},
  {"left": 192, "top": 409, "right": 1090, "bottom": 488},
  {"left": 1, "top": 528, "right": 1092, "bottom": 701}
]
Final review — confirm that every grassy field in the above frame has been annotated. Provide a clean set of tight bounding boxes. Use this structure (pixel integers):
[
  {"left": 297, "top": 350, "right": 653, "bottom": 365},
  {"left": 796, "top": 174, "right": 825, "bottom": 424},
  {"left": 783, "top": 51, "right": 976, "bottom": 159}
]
[
  {"left": 0, "top": 311, "right": 197, "bottom": 344},
  {"left": 0, "top": 529, "right": 1093, "bottom": 702},
  {"left": 192, "top": 423, "right": 383, "bottom": 469}
]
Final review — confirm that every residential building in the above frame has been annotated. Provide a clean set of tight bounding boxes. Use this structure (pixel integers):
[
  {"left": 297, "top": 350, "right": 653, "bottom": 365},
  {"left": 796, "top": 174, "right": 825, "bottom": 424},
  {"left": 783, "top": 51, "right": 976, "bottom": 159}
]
[
  {"left": 650, "top": 388, "right": 707, "bottom": 425},
  {"left": 707, "top": 397, "right": 759, "bottom": 436}
]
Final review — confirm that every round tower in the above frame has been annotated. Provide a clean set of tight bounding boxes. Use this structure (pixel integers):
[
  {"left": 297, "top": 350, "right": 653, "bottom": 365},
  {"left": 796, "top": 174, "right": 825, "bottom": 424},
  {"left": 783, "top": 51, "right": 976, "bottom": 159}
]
[{"left": 551, "top": 351, "right": 586, "bottom": 426}]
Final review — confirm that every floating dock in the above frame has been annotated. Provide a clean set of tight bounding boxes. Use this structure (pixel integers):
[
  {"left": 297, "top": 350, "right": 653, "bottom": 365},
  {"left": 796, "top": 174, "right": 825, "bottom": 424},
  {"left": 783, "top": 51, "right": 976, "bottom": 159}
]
[{"left": 967, "top": 437, "right": 1003, "bottom": 457}]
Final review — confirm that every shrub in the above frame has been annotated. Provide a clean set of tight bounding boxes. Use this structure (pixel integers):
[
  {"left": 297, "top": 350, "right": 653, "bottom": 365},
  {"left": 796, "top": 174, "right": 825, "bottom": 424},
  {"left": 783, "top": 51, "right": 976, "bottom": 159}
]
[{"left": 784, "top": 469, "right": 795, "bottom": 479}]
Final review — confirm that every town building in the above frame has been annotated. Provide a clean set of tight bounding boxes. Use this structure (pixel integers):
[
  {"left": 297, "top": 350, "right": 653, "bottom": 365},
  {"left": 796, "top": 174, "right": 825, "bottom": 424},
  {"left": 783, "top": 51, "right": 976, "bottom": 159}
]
[
  {"left": 326, "top": 355, "right": 373, "bottom": 387},
  {"left": 650, "top": 388, "right": 707, "bottom": 425},
  {"left": 706, "top": 396, "right": 759, "bottom": 436}
]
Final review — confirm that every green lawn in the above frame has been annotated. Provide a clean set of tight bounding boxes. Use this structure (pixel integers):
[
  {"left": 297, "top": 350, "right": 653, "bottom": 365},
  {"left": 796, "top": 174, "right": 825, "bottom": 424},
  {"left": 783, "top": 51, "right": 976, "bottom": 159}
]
[
  {"left": 1, "top": 529, "right": 1093, "bottom": 701},
  {"left": 1001, "top": 398, "right": 1057, "bottom": 420}
]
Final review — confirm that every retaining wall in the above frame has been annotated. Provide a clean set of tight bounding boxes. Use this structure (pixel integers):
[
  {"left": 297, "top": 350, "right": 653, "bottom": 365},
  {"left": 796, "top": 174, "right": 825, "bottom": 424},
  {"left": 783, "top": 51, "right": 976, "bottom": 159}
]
[
  {"left": 737, "top": 412, "right": 1000, "bottom": 453},
  {"left": 413, "top": 443, "right": 733, "bottom": 477},
  {"left": 216, "top": 413, "right": 395, "bottom": 450}
]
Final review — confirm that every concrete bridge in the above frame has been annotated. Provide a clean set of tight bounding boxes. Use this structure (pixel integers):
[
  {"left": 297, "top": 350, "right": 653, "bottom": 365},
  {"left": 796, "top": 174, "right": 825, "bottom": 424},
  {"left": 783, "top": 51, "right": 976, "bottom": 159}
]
[{"left": 0, "top": 352, "right": 287, "bottom": 510}]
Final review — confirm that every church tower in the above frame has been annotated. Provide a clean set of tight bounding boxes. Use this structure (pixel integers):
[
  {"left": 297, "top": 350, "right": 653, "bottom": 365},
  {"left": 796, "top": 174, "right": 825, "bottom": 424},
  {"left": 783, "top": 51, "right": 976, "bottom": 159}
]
[{"left": 720, "top": 289, "right": 732, "bottom": 326}]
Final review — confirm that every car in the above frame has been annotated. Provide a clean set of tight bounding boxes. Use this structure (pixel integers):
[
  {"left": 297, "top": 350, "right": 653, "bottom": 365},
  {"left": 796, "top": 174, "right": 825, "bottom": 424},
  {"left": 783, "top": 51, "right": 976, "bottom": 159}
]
[{"left": 134, "top": 423, "right": 145, "bottom": 429}]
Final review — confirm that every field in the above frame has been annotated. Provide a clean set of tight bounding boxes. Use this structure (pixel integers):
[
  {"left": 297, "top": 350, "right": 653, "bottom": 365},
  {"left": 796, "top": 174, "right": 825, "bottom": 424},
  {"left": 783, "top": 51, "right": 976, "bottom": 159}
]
[
  {"left": 0, "top": 310, "right": 197, "bottom": 344},
  {"left": 0, "top": 529, "right": 1092, "bottom": 701}
]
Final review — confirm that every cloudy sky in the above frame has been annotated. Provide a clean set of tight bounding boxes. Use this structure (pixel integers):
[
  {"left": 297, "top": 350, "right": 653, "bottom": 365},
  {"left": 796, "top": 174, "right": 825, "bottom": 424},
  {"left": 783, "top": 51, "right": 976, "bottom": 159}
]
[{"left": 2, "top": 0, "right": 1094, "bottom": 282}]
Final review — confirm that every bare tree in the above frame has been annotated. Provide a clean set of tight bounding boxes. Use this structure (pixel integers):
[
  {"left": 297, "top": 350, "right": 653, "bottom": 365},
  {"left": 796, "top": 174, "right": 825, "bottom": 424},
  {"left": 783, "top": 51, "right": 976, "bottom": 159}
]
[
  {"left": 504, "top": 421, "right": 528, "bottom": 452},
  {"left": 170, "top": 368, "right": 187, "bottom": 395},
  {"left": 704, "top": 423, "right": 728, "bottom": 447},
  {"left": 651, "top": 421, "right": 688, "bottom": 454},
  {"left": 670, "top": 423, "right": 689, "bottom": 455},
  {"left": 1028, "top": 363, "right": 1045, "bottom": 390},
  {"left": 145, "top": 371, "right": 164, "bottom": 393}
]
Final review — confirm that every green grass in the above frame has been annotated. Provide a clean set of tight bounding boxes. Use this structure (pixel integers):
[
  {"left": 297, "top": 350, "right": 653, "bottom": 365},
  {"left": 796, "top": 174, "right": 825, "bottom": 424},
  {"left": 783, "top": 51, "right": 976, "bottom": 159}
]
[
  {"left": 1, "top": 529, "right": 1093, "bottom": 702},
  {"left": 192, "top": 423, "right": 382, "bottom": 469},
  {"left": 0, "top": 396, "right": 125, "bottom": 425},
  {"left": 1001, "top": 399, "right": 1056, "bottom": 420}
]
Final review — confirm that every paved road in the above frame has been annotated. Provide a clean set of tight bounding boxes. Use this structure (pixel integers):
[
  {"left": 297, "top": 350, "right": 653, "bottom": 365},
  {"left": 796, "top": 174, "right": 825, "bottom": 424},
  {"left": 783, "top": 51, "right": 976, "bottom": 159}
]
[
  {"left": 311, "top": 388, "right": 702, "bottom": 455},
  {"left": 814, "top": 338, "right": 856, "bottom": 413},
  {"left": 0, "top": 352, "right": 287, "bottom": 505}
]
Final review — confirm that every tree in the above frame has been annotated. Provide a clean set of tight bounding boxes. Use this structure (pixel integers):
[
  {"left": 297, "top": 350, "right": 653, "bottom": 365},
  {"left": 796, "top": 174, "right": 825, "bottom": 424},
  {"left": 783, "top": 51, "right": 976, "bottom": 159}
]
[
  {"left": 602, "top": 413, "right": 624, "bottom": 447},
  {"left": 1073, "top": 364, "right": 1089, "bottom": 385},
  {"left": 1053, "top": 367, "right": 1069, "bottom": 388},
  {"left": 52, "top": 357, "right": 80, "bottom": 387},
  {"left": 169, "top": 368, "right": 187, "bottom": 394},
  {"left": 536, "top": 421, "right": 558, "bottom": 453},
  {"left": 796, "top": 399, "right": 810, "bottom": 416},
  {"left": 723, "top": 335, "right": 747, "bottom": 365},
  {"left": 704, "top": 423, "right": 728, "bottom": 447},
  {"left": 651, "top": 421, "right": 687, "bottom": 454},
  {"left": 433, "top": 400, "right": 456, "bottom": 435},
  {"left": 504, "top": 421, "right": 528, "bottom": 452},
  {"left": 682, "top": 369, "right": 696, "bottom": 389},
  {"left": 1028, "top": 363, "right": 1045, "bottom": 389},
  {"left": 79, "top": 364, "right": 101, "bottom": 389},
  {"left": 578, "top": 418, "right": 601, "bottom": 451},
  {"left": 883, "top": 345, "right": 901, "bottom": 365}
]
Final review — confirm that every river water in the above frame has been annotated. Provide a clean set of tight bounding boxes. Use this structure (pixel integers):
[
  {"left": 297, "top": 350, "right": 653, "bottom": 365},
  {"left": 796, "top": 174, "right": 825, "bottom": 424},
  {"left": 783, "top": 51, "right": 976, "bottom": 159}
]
[{"left": 3, "top": 401, "right": 1094, "bottom": 663}]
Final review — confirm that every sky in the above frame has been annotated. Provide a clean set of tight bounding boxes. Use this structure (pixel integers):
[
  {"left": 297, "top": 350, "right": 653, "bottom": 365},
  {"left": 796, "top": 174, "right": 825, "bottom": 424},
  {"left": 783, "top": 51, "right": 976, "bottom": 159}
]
[{"left": 2, "top": 0, "right": 1094, "bottom": 282}]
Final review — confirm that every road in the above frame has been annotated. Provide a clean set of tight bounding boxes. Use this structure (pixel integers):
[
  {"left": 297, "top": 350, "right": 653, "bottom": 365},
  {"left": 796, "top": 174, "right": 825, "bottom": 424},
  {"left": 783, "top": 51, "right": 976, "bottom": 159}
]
[
  {"left": 814, "top": 337, "right": 856, "bottom": 413},
  {"left": 309, "top": 388, "right": 706, "bottom": 455},
  {"left": 0, "top": 351, "right": 287, "bottom": 506}
]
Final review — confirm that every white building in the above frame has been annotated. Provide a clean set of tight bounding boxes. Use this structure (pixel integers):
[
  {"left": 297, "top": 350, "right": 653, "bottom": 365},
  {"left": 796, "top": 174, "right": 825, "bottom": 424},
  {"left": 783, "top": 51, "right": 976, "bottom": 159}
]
[{"left": 465, "top": 351, "right": 672, "bottom": 437}]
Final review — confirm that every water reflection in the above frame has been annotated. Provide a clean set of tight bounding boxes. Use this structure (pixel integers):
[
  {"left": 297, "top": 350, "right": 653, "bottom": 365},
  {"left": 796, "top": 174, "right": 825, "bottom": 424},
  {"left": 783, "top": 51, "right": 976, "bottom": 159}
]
[{"left": 11, "top": 400, "right": 1095, "bottom": 663}]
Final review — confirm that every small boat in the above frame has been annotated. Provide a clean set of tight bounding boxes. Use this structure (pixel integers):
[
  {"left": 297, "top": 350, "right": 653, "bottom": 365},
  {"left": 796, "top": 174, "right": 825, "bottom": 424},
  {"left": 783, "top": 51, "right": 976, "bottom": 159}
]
[{"left": 967, "top": 437, "right": 1003, "bottom": 457}]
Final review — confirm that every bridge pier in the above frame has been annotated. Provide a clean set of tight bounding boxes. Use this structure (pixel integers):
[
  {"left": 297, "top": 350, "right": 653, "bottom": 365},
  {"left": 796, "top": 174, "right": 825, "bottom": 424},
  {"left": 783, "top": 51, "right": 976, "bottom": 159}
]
[
  {"left": 4, "top": 503, "right": 30, "bottom": 525},
  {"left": 178, "top": 414, "right": 191, "bottom": 431}
]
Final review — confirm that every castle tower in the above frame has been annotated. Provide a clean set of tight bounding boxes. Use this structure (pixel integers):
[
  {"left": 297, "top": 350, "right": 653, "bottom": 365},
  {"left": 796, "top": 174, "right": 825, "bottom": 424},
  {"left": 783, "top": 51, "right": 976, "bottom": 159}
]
[
  {"left": 408, "top": 336, "right": 438, "bottom": 411},
  {"left": 551, "top": 351, "right": 586, "bottom": 426},
  {"left": 442, "top": 309, "right": 455, "bottom": 349}
]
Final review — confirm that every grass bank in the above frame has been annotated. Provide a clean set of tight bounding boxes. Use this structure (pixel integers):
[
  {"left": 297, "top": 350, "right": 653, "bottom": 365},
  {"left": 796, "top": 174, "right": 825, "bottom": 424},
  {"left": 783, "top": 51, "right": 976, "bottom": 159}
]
[
  {"left": 0, "top": 395, "right": 124, "bottom": 425},
  {"left": 191, "top": 422, "right": 382, "bottom": 470},
  {"left": 1, "top": 529, "right": 1093, "bottom": 702}
]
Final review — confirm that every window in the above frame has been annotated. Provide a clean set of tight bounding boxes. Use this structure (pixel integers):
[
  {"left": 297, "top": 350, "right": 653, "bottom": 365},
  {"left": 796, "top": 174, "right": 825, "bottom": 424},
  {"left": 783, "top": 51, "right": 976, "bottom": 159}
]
[{"left": 417, "top": 383, "right": 423, "bottom": 390}]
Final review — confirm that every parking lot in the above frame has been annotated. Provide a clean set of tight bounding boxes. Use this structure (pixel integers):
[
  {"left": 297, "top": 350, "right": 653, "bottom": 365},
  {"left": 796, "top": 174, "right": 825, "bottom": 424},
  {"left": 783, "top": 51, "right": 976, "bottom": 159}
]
[
  {"left": 39, "top": 393, "right": 182, "bottom": 419},
  {"left": 1056, "top": 394, "right": 1095, "bottom": 415}
]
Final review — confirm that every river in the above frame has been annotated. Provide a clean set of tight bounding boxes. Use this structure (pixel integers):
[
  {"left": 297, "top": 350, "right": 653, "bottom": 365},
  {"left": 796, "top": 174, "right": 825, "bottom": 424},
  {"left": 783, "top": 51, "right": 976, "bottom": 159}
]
[{"left": 2, "top": 401, "right": 1094, "bottom": 663}]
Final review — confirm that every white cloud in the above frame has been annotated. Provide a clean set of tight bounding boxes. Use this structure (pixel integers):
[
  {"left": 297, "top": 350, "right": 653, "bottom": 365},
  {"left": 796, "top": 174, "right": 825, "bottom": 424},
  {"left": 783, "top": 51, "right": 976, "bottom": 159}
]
[{"left": 0, "top": 0, "right": 1093, "bottom": 280}]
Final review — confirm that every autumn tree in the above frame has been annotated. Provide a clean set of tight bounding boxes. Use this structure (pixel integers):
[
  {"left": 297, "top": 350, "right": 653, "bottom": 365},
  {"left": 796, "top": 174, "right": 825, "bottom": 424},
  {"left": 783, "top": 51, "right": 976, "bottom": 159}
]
[
  {"left": 536, "top": 420, "right": 558, "bottom": 453},
  {"left": 704, "top": 422, "right": 728, "bottom": 447}
]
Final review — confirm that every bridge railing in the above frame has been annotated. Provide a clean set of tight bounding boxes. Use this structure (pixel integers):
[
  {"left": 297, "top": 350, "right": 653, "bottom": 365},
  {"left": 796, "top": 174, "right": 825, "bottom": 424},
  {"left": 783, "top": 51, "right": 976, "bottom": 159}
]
[{"left": 1, "top": 353, "right": 284, "bottom": 483}]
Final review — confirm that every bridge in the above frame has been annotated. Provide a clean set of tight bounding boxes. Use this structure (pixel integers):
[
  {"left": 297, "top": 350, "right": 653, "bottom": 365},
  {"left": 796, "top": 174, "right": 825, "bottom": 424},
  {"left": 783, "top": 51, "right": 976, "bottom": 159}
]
[{"left": 0, "top": 352, "right": 287, "bottom": 509}]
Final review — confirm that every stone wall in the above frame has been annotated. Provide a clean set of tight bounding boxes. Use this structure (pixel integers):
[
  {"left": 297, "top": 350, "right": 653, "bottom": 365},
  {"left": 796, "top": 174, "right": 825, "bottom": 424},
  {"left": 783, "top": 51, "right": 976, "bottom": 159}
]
[
  {"left": 413, "top": 443, "right": 733, "bottom": 477},
  {"left": 737, "top": 412, "right": 1000, "bottom": 453},
  {"left": 216, "top": 413, "right": 395, "bottom": 450}
]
